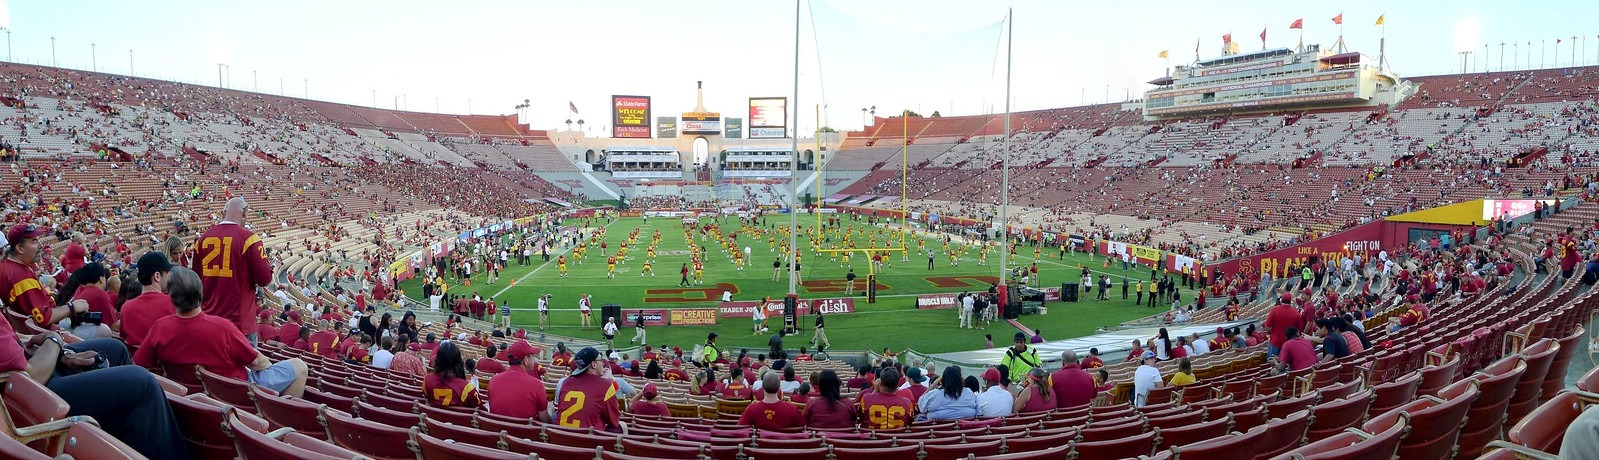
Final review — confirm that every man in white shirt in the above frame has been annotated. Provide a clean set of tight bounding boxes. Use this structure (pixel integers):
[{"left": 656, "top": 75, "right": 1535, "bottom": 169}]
[
  {"left": 429, "top": 291, "right": 444, "bottom": 312},
  {"left": 1189, "top": 333, "right": 1210, "bottom": 355},
  {"left": 537, "top": 294, "right": 550, "bottom": 330},
  {"left": 976, "top": 367, "right": 1015, "bottom": 417},
  {"left": 960, "top": 293, "right": 976, "bottom": 329},
  {"left": 370, "top": 336, "right": 395, "bottom": 369},
  {"left": 1132, "top": 351, "right": 1164, "bottom": 408}
]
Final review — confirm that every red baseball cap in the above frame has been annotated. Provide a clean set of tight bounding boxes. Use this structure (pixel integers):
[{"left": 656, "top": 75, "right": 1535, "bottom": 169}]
[
  {"left": 505, "top": 340, "right": 537, "bottom": 362},
  {"left": 642, "top": 382, "right": 659, "bottom": 398},
  {"left": 6, "top": 223, "right": 47, "bottom": 244},
  {"left": 982, "top": 367, "right": 1001, "bottom": 383}
]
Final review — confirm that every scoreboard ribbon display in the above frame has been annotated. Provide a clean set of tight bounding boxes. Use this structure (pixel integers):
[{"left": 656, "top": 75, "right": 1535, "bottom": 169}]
[{"left": 612, "top": 95, "right": 652, "bottom": 138}]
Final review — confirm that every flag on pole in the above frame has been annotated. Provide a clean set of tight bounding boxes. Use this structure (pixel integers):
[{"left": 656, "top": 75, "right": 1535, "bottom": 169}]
[
  {"left": 1223, "top": 34, "right": 1232, "bottom": 44},
  {"left": 1556, "top": 39, "right": 1562, "bottom": 44},
  {"left": 569, "top": 101, "right": 579, "bottom": 113},
  {"left": 1194, "top": 38, "right": 1200, "bottom": 60},
  {"left": 1332, "top": 13, "right": 1343, "bottom": 25},
  {"left": 1374, "top": 14, "right": 1384, "bottom": 26},
  {"left": 1158, "top": 50, "right": 1168, "bottom": 58},
  {"left": 1289, "top": 19, "right": 1303, "bottom": 29},
  {"left": 1260, "top": 28, "right": 1267, "bottom": 44}
]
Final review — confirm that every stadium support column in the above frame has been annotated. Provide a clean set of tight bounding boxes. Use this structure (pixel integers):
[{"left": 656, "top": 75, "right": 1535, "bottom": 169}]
[
  {"left": 786, "top": 0, "right": 800, "bottom": 311},
  {"left": 997, "top": 8, "right": 1013, "bottom": 312}
]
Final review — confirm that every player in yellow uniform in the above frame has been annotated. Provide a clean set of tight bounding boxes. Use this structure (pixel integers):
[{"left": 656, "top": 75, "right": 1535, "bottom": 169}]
[
  {"left": 558, "top": 255, "right": 569, "bottom": 277},
  {"left": 606, "top": 256, "right": 618, "bottom": 279},
  {"left": 734, "top": 250, "right": 745, "bottom": 271},
  {"left": 640, "top": 260, "right": 654, "bottom": 277},
  {"left": 693, "top": 261, "right": 704, "bottom": 286},
  {"left": 646, "top": 246, "right": 656, "bottom": 264}
]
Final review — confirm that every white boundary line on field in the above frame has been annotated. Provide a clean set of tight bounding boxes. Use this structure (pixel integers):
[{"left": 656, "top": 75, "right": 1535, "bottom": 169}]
[{"left": 490, "top": 218, "right": 622, "bottom": 299}]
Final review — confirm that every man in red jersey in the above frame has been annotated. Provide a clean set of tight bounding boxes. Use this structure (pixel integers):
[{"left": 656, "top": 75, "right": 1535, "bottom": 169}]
[
  {"left": 133, "top": 267, "right": 307, "bottom": 397},
  {"left": 306, "top": 321, "right": 340, "bottom": 359},
  {"left": 739, "top": 371, "right": 804, "bottom": 430},
  {"left": 858, "top": 367, "right": 914, "bottom": 430},
  {"left": 1, "top": 224, "right": 90, "bottom": 327},
  {"left": 190, "top": 198, "right": 274, "bottom": 344},
  {"left": 475, "top": 345, "right": 507, "bottom": 374},
  {"left": 488, "top": 341, "right": 550, "bottom": 421},
  {"left": 1049, "top": 350, "right": 1095, "bottom": 409},
  {"left": 120, "top": 252, "right": 177, "bottom": 349},
  {"left": 1264, "top": 293, "right": 1300, "bottom": 359},
  {"left": 554, "top": 347, "right": 621, "bottom": 431},
  {"left": 1560, "top": 234, "right": 1581, "bottom": 279}
]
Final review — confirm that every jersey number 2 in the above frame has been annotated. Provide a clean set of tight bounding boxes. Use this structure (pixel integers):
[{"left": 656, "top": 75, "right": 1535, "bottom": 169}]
[{"left": 558, "top": 392, "right": 586, "bottom": 428}]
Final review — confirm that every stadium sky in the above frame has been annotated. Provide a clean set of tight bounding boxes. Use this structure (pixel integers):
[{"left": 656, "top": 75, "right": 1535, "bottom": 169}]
[{"left": 1, "top": 0, "right": 1592, "bottom": 134}]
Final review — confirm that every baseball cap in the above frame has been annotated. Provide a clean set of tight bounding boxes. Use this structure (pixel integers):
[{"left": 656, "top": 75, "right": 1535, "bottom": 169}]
[
  {"left": 905, "top": 366, "right": 926, "bottom": 383},
  {"left": 982, "top": 367, "right": 1001, "bottom": 383},
  {"left": 504, "top": 340, "right": 536, "bottom": 362},
  {"left": 1279, "top": 293, "right": 1293, "bottom": 303},
  {"left": 572, "top": 347, "right": 602, "bottom": 375},
  {"left": 1141, "top": 350, "right": 1158, "bottom": 361},
  {"left": 136, "top": 252, "right": 174, "bottom": 281},
  {"left": 642, "top": 382, "right": 658, "bottom": 398},
  {"left": 707, "top": 332, "right": 718, "bottom": 341},
  {"left": 5, "top": 223, "right": 46, "bottom": 244},
  {"left": 1013, "top": 332, "right": 1027, "bottom": 342},
  {"left": 286, "top": 310, "right": 303, "bottom": 321}
]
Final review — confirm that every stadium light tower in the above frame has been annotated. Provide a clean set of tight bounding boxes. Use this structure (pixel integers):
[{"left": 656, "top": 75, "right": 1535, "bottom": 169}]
[
  {"left": 997, "top": 8, "right": 1014, "bottom": 316},
  {"left": 1457, "top": 51, "right": 1470, "bottom": 74},
  {"left": 89, "top": 43, "right": 95, "bottom": 72}
]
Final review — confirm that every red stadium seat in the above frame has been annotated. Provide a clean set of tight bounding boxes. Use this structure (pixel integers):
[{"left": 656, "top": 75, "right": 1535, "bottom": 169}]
[
  {"left": 1506, "top": 338, "right": 1560, "bottom": 430},
  {"left": 250, "top": 384, "right": 327, "bottom": 435},
  {"left": 504, "top": 435, "right": 611, "bottom": 460},
  {"left": 319, "top": 405, "right": 415, "bottom": 460},
  {"left": 1164, "top": 425, "right": 1267, "bottom": 460},
  {"left": 828, "top": 443, "right": 921, "bottom": 460},
  {"left": 1000, "top": 429, "right": 1077, "bottom": 454},
  {"left": 1, "top": 371, "right": 70, "bottom": 452},
  {"left": 1365, "top": 370, "right": 1421, "bottom": 417},
  {"left": 1068, "top": 429, "right": 1158, "bottom": 459},
  {"left": 983, "top": 443, "right": 1071, "bottom": 460},
  {"left": 1146, "top": 409, "right": 1205, "bottom": 431},
  {"left": 919, "top": 438, "right": 1002, "bottom": 460},
  {"left": 159, "top": 363, "right": 205, "bottom": 395},
  {"left": 1265, "top": 391, "right": 1318, "bottom": 419},
  {"left": 408, "top": 427, "right": 526, "bottom": 460},
  {"left": 1577, "top": 364, "right": 1599, "bottom": 393},
  {"left": 1251, "top": 408, "right": 1312, "bottom": 460},
  {"left": 415, "top": 400, "right": 477, "bottom": 426},
  {"left": 421, "top": 415, "right": 504, "bottom": 450},
  {"left": 1304, "top": 389, "right": 1373, "bottom": 443},
  {"left": 222, "top": 412, "right": 363, "bottom": 460},
  {"left": 1416, "top": 355, "right": 1462, "bottom": 398},
  {"left": 541, "top": 425, "right": 620, "bottom": 450},
  {"left": 1144, "top": 385, "right": 1175, "bottom": 406},
  {"left": 1506, "top": 390, "right": 1599, "bottom": 455},
  {"left": 1078, "top": 417, "right": 1147, "bottom": 442},
  {"left": 1156, "top": 413, "right": 1234, "bottom": 451},
  {"left": 1456, "top": 356, "right": 1528, "bottom": 458},
  {"left": 0, "top": 424, "right": 52, "bottom": 460},
  {"left": 473, "top": 413, "right": 541, "bottom": 440},
  {"left": 199, "top": 366, "right": 263, "bottom": 411},
  {"left": 57, "top": 419, "right": 145, "bottom": 460},
  {"left": 1315, "top": 378, "right": 1363, "bottom": 402},
  {"left": 1282, "top": 412, "right": 1407, "bottom": 460},
  {"left": 352, "top": 400, "right": 420, "bottom": 429},
  {"left": 166, "top": 392, "right": 268, "bottom": 460},
  {"left": 618, "top": 437, "right": 707, "bottom": 458},
  {"left": 1540, "top": 326, "right": 1584, "bottom": 403},
  {"left": 1361, "top": 379, "right": 1477, "bottom": 460}
]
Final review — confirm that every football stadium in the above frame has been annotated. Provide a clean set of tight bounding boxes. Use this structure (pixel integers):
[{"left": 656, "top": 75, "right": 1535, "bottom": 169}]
[{"left": 0, "top": 1, "right": 1597, "bottom": 459}]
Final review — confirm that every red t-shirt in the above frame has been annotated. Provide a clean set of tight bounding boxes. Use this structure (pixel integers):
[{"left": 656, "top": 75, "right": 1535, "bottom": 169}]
[
  {"left": 349, "top": 347, "right": 370, "bottom": 364},
  {"left": 803, "top": 398, "right": 857, "bottom": 428},
  {"left": 277, "top": 323, "right": 302, "bottom": 345},
  {"left": 554, "top": 374, "right": 621, "bottom": 430},
  {"left": 120, "top": 292, "right": 176, "bottom": 348},
  {"left": 61, "top": 243, "right": 87, "bottom": 274},
  {"left": 488, "top": 369, "right": 548, "bottom": 419},
  {"left": 1050, "top": 365, "right": 1095, "bottom": 409},
  {"left": 631, "top": 400, "right": 670, "bottom": 417},
  {"left": 738, "top": 399, "right": 805, "bottom": 430},
  {"left": 1020, "top": 385, "right": 1054, "bottom": 413},
  {"left": 664, "top": 369, "right": 690, "bottom": 382},
  {"left": 0, "top": 310, "right": 27, "bottom": 373},
  {"left": 308, "top": 330, "right": 339, "bottom": 359},
  {"left": 191, "top": 223, "right": 274, "bottom": 335},
  {"left": 1265, "top": 304, "right": 1301, "bottom": 348},
  {"left": 722, "top": 380, "right": 754, "bottom": 400},
  {"left": 477, "top": 358, "right": 506, "bottom": 374},
  {"left": 133, "top": 312, "right": 260, "bottom": 381},
  {"left": 423, "top": 374, "right": 481, "bottom": 408},
  {"left": 1082, "top": 356, "right": 1105, "bottom": 369},
  {"left": 72, "top": 285, "right": 118, "bottom": 328},
  {"left": 857, "top": 390, "right": 913, "bottom": 430},
  {"left": 1, "top": 258, "right": 55, "bottom": 325},
  {"left": 1279, "top": 338, "right": 1317, "bottom": 372}
]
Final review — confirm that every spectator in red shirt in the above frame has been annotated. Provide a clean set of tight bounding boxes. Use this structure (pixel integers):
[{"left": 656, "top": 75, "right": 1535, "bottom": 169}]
[
  {"left": 1082, "top": 348, "right": 1105, "bottom": 369},
  {"left": 2, "top": 224, "right": 90, "bottom": 328},
  {"left": 347, "top": 335, "right": 373, "bottom": 364},
  {"left": 739, "top": 371, "right": 805, "bottom": 430},
  {"left": 630, "top": 382, "right": 670, "bottom": 417},
  {"left": 554, "top": 347, "right": 622, "bottom": 431},
  {"left": 1124, "top": 339, "right": 1146, "bottom": 363},
  {"left": 423, "top": 342, "right": 481, "bottom": 408},
  {"left": 857, "top": 368, "right": 914, "bottom": 430},
  {"left": 190, "top": 198, "right": 274, "bottom": 343},
  {"left": 56, "top": 263, "right": 118, "bottom": 339},
  {"left": 1264, "top": 294, "right": 1301, "bottom": 358},
  {"left": 120, "top": 253, "right": 178, "bottom": 349},
  {"left": 60, "top": 233, "right": 88, "bottom": 275},
  {"left": 1050, "top": 350, "right": 1095, "bottom": 410},
  {"left": 133, "top": 267, "right": 308, "bottom": 397},
  {"left": 804, "top": 369, "right": 858, "bottom": 428},
  {"left": 476, "top": 345, "right": 507, "bottom": 374},
  {"left": 488, "top": 341, "right": 550, "bottom": 422},
  {"left": 306, "top": 321, "right": 341, "bottom": 359},
  {"left": 1274, "top": 327, "right": 1317, "bottom": 373}
]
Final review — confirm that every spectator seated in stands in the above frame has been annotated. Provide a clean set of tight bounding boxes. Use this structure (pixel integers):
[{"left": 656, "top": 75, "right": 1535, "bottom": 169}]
[
  {"left": 630, "top": 382, "right": 670, "bottom": 417},
  {"left": 739, "top": 371, "right": 805, "bottom": 430},
  {"left": 976, "top": 366, "right": 1014, "bottom": 417},
  {"left": 134, "top": 267, "right": 309, "bottom": 398},
  {"left": 916, "top": 365, "right": 978, "bottom": 421},
  {"left": 54, "top": 263, "right": 118, "bottom": 339},
  {"left": 423, "top": 341, "right": 481, "bottom": 408},
  {"left": 1273, "top": 327, "right": 1317, "bottom": 373},
  {"left": 119, "top": 252, "right": 178, "bottom": 350}
]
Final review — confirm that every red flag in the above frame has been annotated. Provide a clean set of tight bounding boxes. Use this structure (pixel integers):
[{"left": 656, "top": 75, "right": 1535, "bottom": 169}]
[
  {"left": 569, "top": 101, "right": 579, "bottom": 113},
  {"left": 1290, "top": 19, "right": 1303, "bottom": 29},
  {"left": 1557, "top": 39, "right": 1563, "bottom": 44},
  {"left": 1332, "top": 13, "right": 1343, "bottom": 25},
  {"left": 1223, "top": 34, "right": 1232, "bottom": 44},
  {"left": 1260, "top": 28, "right": 1267, "bottom": 43}
]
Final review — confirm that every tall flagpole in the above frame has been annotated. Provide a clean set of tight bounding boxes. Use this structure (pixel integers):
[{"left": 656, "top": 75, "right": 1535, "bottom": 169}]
[
  {"left": 998, "top": 7, "right": 1013, "bottom": 312},
  {"left": 1377, "top": 14, "right": 1386, "bottom": 70},
  {"left": 787, "top": 0, "right": 800, "bottom": 303}
]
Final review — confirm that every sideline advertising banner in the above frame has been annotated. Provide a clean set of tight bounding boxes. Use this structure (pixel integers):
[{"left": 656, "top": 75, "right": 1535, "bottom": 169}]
[{"left": 667, "top": 308, "right": 717, "bottom": 325}]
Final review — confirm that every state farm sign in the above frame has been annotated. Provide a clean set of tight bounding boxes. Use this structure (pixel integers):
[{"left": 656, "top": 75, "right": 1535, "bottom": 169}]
[
  {"left": 916, "top": 293, "right": 959, "bottom": 309},
  {"left": 718, "top": 298, "right": 856, "bottom": 318}
]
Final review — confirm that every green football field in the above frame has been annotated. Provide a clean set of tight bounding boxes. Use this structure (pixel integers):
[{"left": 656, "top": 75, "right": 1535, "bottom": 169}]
[{"left": 400, "top": 216, "right": 1185, "bottom": 355}]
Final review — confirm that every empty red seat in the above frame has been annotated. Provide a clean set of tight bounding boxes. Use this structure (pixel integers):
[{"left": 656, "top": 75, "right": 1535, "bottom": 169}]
[
  {"left": 1146, "top": 409, "right": 1204, "bottom": 430},
  {"left": 1506, "top": 338, "right": 1560, "bottom": 429},
  {"left": 503, "top": 435, "right": 611, "bottom": 460},
  {"left": 1455, "top": 356, "right": 1528, "bottom": 458},
  {"left": 1363, "top": 378, "right": 1477, "bottom": 460},
  {"left": 1155, "top": 413, "right": 1234, "bottom": 451},
  {"left": 409, "top": 427, "right": 526, "bottom": 460},
  {"left": 1069, "top": 429, "right": 1157, "bottom": 459},
  {"left": 1366, "top": 370, "right": 1421, "bottom": 417},
  {"left": 250, "top": 384, "right": 326, "bottom": 436},
  {"left": 1252, "top": 408, "right": 1312, "bottom": 460},
  {"left": 223, "top": 412, "right": 364, "bottom": 460},
  {"left": 982, "top": 443, "right": 1070, "bottom": 460},
  {"left": 352, "top": 400, "right": 420, "bottom": 429},
  {"left": 1540, "top": 326, "right": 1584, "bottom": 402},
  {"left": 1506, "top": 390, "right": 1599, "bottom": 455},
  {"left": 1417, "top": 355, "right": 1463, "bottom": 397},
  {"left": 320, "top": 406, "right": 415, "bottom": 460},
  {"left": 1282, "top": 413, "right": 1407, "bottom": 460},
  {"left": 829, "top": 443, "right": 921, "bottom": 460},
  {"left": 617, "top": 437, "right": 707, "bottom": 458},
  {"left": 999, "top": 428, "right": 1076, "bottom": 454},
  {"left": 919, "top": 438, "right": 1002, "bottom": 460},
  {"left": 199, "top": 366, "right": 261, "bottom": 411},
  {"left": 421, "top": 415, "right": 504, "bottom": 450},
  {"left": 166, "top": 392, "right": 269, "bottom": 460},
  {"left": 1164, "top": 424, "right": 1266, "bottom": 460},
  {"left": 1078, "top": 417, "right": 1146, "bottom": 442},
  {"left": 1306, "top": 388, "right": 1374, "bottom": 443}
]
